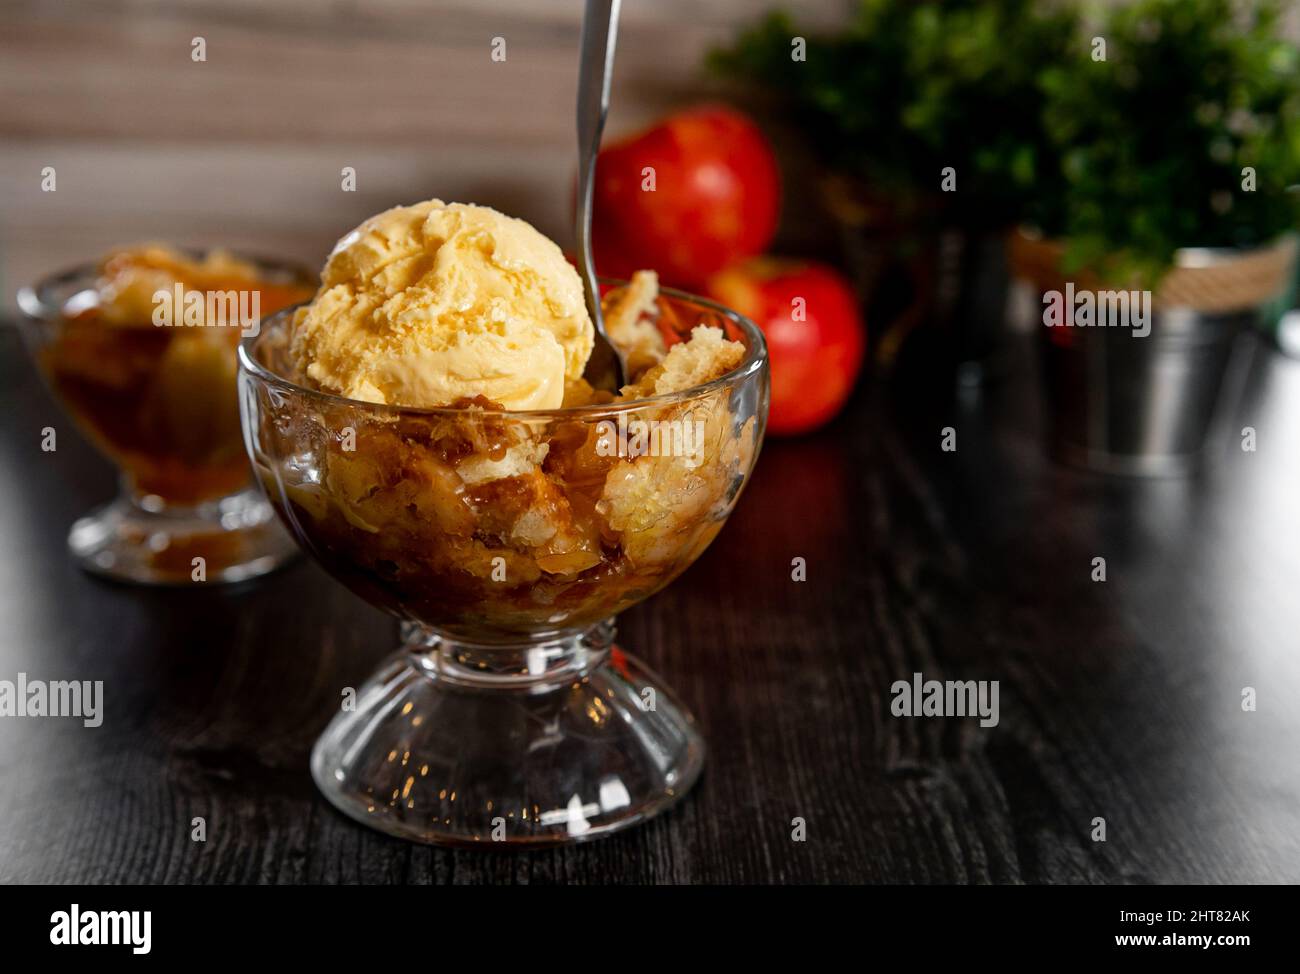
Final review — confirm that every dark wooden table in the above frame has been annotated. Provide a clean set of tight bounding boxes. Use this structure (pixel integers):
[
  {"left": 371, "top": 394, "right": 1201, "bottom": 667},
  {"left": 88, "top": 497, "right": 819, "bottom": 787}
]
[{"left": 2, "top": 322, "right": 1298, "bottom": 884}]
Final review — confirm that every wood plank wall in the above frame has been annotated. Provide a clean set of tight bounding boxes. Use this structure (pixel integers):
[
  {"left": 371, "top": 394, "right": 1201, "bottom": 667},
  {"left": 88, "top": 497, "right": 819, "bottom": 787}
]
[{"left": 0, "top": 0, "right": 850, "bottom": 305}]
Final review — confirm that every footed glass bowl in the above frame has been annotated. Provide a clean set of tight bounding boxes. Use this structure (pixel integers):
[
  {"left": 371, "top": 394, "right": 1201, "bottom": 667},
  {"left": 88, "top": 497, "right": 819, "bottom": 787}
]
[
  {"left": 238, "top": 286, "right": 768, "bottom": 845},
  {"left": 18, "top": 255, "right": 312, "bottom": 584}
]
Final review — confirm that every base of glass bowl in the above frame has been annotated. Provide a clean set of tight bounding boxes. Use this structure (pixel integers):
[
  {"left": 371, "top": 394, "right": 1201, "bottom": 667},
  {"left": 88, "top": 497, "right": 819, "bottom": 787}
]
[
  {"left": 311, "top": 621, "right": 705, "bottom": 847},
  {"left": 68, "top": 484, "right": 299, "bottom": 585}
]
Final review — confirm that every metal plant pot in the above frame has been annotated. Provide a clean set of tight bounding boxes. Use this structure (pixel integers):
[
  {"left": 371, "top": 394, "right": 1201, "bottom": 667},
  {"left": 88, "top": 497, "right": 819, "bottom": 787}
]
[
  {"left": 1039, "top": 305, "right": 1251, "bottom": 476},
  {"left": 1010, "top": 231, "right": 1298, "bottom": 477}
]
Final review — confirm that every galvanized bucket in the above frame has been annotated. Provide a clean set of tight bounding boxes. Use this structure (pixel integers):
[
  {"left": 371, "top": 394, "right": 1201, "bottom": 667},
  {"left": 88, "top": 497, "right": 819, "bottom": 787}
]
[{"left": 1010, "top": 231, "right": 1298, "bottom": 476}]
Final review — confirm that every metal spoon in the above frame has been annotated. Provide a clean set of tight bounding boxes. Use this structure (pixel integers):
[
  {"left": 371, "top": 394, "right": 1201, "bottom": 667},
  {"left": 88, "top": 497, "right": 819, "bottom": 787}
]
[{"left": 575, "top": 0, "right": 627, "bottom": 391}]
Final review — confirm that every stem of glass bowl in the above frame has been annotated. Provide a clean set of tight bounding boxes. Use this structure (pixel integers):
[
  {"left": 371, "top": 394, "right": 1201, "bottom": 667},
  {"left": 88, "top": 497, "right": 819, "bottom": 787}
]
[{"left": 401, "top": 619, "right": 615, "bottom": 691}]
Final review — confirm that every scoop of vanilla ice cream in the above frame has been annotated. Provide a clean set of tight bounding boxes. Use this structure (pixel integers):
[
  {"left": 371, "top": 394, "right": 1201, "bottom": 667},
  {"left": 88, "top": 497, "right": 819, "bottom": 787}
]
[{"left": 289, "top": 200, "right": 593, "bottom": 410}]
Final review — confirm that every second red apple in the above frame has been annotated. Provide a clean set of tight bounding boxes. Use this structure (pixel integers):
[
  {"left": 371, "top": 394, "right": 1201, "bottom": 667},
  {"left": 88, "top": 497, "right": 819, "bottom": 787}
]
[{"left": 707, "top": 259, "right": 866, "bottom": 436}]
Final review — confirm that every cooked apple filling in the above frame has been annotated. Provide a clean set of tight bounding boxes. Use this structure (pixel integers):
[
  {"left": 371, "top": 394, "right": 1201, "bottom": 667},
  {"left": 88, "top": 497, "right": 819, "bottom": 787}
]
[
  {"left": 43, "top": 245, "right": 313, "bottom": 503},
  {"left": 266, "top": 271, "right": 757, "bottom": 635}
]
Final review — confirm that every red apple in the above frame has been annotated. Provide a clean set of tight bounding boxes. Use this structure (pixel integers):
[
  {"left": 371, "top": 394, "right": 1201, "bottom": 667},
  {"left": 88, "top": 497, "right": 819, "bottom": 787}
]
[
  {"left": 592, "top": 106, "right": 781, "bottom": 290},
  {"left": 707, "top": 259, "right": 865, "bottom": 436}
]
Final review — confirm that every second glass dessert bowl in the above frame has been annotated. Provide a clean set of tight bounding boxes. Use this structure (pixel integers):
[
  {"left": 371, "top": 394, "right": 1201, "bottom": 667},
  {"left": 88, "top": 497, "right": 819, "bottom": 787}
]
[
  {"left": 239, "top": 287, "right": 768, "bottom": 845},
  {"left": 18, "top": 249, "right": 313, "bottom": 584}
]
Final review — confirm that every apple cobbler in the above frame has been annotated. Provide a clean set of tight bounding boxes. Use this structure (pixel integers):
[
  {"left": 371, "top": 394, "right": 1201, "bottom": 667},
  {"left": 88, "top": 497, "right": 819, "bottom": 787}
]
[
  {"left": 259, "top": 271, "right": 759, "bottom": 636},
  {"left": 42, "top": 245, "right": 314, "bottom": 504}
]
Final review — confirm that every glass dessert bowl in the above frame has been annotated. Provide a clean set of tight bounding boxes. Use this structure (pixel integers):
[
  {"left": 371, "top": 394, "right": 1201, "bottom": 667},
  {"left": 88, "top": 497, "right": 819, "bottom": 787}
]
[
  {"left": 18, "top": 246, "right": 314, "bottom": 583},
  {"left": 239, "top": 282, "right": 768, "bottom": 845}
]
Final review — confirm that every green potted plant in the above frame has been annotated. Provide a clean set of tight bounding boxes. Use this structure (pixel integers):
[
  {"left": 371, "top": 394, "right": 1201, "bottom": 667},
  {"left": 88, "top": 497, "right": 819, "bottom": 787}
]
[
  {"left": 711, "top": 0, "right": 1080, "bottom": 378},
  {"left": 1013, "top": 0, "right": 1300, "bottom": 475}
]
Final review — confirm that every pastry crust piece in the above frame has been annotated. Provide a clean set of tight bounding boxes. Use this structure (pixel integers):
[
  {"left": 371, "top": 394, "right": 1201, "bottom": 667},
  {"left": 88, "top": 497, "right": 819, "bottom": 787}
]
[
  {"left": 604, "top": 270, "right": 666, "bottom": 382},
  {"left": 622, "top": 324, "right": 746, "bottom": 399}
]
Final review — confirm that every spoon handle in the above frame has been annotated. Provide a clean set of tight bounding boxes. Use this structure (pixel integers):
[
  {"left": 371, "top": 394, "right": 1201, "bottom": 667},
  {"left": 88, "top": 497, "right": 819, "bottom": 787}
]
[{"left": 576, "top": 0, "right": 625, "bottom": 389}]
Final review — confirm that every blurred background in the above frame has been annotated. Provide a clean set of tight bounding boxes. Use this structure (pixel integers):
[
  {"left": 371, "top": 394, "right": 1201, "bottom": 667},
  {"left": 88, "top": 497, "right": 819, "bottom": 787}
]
[
  {"left": 0, "top": 0, "right": 850, "bottom": 305},
  {"left": 4, "top": 0, "right": 1300, "bottom": 483}
]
